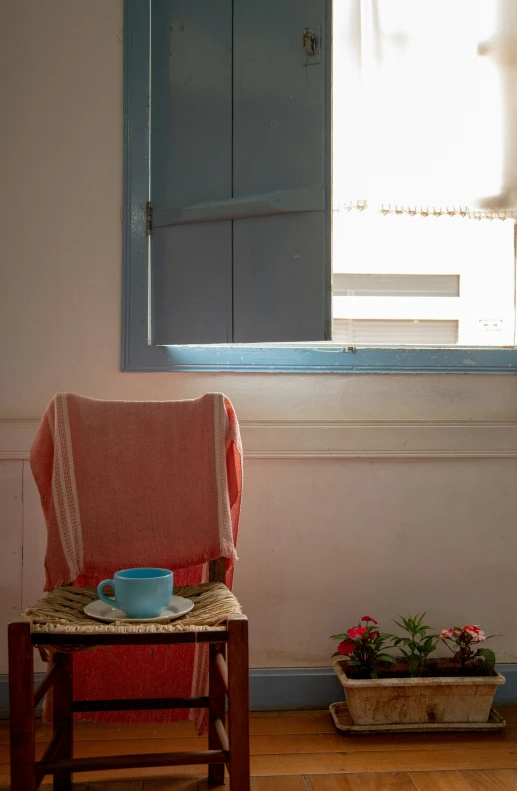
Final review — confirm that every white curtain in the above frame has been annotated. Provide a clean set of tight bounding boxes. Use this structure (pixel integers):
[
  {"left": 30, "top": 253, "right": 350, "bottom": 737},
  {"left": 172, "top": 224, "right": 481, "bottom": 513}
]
[{"left": 333, "top": 0, "right": 517, "bottom": 218}]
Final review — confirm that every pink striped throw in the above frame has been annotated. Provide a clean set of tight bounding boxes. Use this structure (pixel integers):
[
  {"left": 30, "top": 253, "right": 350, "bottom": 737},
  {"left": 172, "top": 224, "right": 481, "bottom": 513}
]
[{"left": 30, "top": 392, "right": 242, "bottom": 730}]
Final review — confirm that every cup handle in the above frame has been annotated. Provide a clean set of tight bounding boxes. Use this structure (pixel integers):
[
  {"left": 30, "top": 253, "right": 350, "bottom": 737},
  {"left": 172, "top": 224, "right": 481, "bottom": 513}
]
[{"left": 97, "top": 579, "right": 117, "bottom": 608}]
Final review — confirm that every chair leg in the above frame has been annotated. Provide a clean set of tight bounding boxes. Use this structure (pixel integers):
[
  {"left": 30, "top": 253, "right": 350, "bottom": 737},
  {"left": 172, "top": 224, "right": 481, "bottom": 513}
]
[
  {"left": 8, "top": 618, "right": 36, "bottom": 791},
  {"left": 227, "top": 616, "right": 250, "bottom": 791},
  {"left": 208, "top": 643, "right": 226, "bottom": 785},
  {"left": 53, "top": 652, "right": 73, "bottom": 791}
]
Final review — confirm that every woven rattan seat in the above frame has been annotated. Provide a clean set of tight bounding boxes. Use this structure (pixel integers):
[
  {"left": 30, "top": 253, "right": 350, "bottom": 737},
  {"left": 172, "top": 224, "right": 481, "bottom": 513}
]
[{"left": 25, "top": 582, "right": 242, "bottom": 638}]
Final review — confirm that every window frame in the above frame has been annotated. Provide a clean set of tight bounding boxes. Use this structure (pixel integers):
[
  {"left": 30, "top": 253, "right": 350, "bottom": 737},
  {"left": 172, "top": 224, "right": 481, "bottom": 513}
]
[{"left": 122, "top": 0, "right": 517, "bottom": 374}]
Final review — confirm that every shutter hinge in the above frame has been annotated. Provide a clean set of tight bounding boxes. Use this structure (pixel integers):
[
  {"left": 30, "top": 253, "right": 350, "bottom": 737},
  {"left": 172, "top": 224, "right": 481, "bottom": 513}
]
[{"left": 146, "top": 202, "right": 152, "bottom": 235}]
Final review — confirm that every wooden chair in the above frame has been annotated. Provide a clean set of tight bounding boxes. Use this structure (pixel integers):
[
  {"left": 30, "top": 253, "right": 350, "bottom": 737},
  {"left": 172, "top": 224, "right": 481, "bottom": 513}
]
[{"left": 8, "top": 558, "right": 250, "bottom": 791}]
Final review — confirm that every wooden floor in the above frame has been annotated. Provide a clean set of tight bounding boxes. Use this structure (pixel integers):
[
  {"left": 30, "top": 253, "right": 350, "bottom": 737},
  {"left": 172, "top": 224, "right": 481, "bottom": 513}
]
[{"left": 3, "top": 709, "right": 517, "bottom": 789}]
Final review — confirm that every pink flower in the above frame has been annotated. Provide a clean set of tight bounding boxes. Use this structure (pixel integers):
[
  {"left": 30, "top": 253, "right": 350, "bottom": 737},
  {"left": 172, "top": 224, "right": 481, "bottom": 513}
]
[
  {"left": 337, "top": 639, "right": 355, "bottom": 656},
  {"left": 348, "top": 626, "right": 367, "bottom": 639},
  {"left": 463, "top": 625, "right": 486, "bottom": 642},
  {"left": 440, "top": 628, "right": 459, "bottom": 639},
  {"left": 361, "top": 616, "right": 378, "bottom": 624}
]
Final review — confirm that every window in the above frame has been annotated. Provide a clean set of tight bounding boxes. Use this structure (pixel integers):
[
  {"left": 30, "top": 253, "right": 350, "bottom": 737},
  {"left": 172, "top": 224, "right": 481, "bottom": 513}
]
[
  {"left": 123, "top": 0, "right": 517, "bottom": 373},
  {"left": 332, "top": 213, "right": 516, "bottom": 347},
  {"left": 332, "top": 0, "right": 517, "bottom": 351}
]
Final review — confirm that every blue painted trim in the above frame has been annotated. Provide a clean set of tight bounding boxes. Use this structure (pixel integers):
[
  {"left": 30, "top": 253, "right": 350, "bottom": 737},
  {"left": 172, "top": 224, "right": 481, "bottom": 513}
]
[
  {"left": 0, "top": 666, "right": 515, "bottom": 718},
  {"left": 122, "top": 0, "right": 154, "bottom": 372},
  {"left": 0, "top": 673, "right": 46, "bottom": 719},
  {"left": 122, "top": 4, "right": 517, "bottom": 374},
  {"left": 494, "top": 666, "right": 517, "bottom": 706},
  {"left": 123, "top": 345, "right": 517, "bottom": 374},
  {"left": 250, "top": 665, "right": 517, "bottom": 711},
  {"left": 249, "top": 668, "right": 344, "bottom": 711}
]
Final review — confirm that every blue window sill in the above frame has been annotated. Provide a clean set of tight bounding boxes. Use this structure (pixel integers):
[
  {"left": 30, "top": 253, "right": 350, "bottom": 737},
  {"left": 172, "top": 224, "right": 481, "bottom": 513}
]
[{"left": 122, "top": 344, "right": 517, "bottom": 373}]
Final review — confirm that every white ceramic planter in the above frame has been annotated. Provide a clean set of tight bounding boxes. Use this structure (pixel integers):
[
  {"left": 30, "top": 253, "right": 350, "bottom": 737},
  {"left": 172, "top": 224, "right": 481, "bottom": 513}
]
[{"left": 333, "top": 658, "right": 506, "bottom": 726}]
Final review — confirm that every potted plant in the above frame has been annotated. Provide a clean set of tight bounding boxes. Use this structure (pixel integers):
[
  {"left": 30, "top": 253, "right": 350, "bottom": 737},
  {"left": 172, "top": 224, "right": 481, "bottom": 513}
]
[{"left": 331, "top": 615, "right": 505, "bottom": 727}]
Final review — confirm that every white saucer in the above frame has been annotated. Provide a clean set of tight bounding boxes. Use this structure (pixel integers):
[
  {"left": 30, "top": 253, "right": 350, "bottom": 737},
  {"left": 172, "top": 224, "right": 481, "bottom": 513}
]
[{"left": 84, "top": 595, "right": 195, "bottom": 623}]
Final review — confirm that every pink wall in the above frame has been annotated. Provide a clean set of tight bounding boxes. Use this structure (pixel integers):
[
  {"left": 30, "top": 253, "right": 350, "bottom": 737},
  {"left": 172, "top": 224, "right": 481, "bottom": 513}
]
[{"left": 1, "top": 0, "right": 517, "bottom": 673}]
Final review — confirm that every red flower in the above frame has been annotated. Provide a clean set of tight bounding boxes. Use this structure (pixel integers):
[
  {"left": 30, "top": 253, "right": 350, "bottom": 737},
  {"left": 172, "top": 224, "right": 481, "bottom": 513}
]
[
  {"left": 462, "top": 625, "right": 486, "bottom": 642},
  {"left": 337, "top": 639, "right": 355, "bottom": 656},
  {"left": 369, "top": 630, "right": 380, "bottom": 641},
  {"left": 348, "top": 626, "right": 367, "bottom": 639},
  {"left": 361, "top": 616, "right": 378, "bottom": 625}
]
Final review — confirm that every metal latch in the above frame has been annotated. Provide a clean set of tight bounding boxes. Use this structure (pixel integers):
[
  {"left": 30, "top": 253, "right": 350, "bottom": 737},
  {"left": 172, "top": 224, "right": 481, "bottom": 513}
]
[
  {"left": 303, "top": 28, "right": 316, "bottom": 56},
  {"left": 303, "top": 27, "right": 320, "bottom": 65}
]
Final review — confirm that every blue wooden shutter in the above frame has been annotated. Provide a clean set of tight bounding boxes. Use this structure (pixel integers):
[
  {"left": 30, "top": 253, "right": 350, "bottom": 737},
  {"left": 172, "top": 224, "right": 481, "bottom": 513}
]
[{"left": 150, "top": 0, "right": 330, "bottom": 344}]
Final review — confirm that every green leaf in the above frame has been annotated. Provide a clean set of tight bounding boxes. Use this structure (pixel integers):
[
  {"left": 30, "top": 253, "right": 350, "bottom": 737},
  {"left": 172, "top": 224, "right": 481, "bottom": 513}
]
[
  {"left": 377, "top": 654, "right": 397, "bottom": 664},
  {"left": 477, "top": 648, "right": 496, "bottom": 673},
  {"left": 330, "top": 633, "right": 349, "bottom": 640}
]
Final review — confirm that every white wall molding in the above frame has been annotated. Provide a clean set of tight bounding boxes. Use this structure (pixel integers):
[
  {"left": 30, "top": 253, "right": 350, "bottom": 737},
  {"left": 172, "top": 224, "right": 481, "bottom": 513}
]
[
  {"left": 242, "top": 419, "right": 517, "bottom": 458},
  {"left": 0, "top": 421, "right": 40, "bottom": 460},
  {"left": 2, "top": 418, "right": 517, "bottom": 460}
]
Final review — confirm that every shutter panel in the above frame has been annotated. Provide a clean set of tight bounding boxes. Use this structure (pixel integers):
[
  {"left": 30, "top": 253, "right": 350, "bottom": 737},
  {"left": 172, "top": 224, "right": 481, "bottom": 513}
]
[
  {"left": 150, "top": 0, "right": 330, "bottom": 345},
  {"left": 232, "top": 0, "right": 329, "bottom": 341},
  {"left": 150, "top": 0, "right": 233, "bottom": 344}
]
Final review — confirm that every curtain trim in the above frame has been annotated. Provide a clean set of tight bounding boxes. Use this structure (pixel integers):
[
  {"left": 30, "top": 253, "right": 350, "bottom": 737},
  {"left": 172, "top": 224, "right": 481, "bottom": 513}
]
[{"left": 335, "top": 201, "right": 517, "bottom": 220}]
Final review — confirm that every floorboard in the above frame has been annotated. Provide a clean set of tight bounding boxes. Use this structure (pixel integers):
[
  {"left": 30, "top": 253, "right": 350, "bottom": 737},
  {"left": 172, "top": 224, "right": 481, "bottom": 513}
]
[
  {"left": 411, "top": 771, "right": 474, "bottom": 790},
  {"left": 2, "top": 708, "right": 517, "bottom": 788},
  {"left": 359, "top": 772, "right": 419, "bottom": 790},
  {"left": 305, "top": 774, "right": 364, "bottom": 789},
  {"left": 253, "top": 778, "right": 308, "bottom": 790},
  {"left": 462, "top": 769, "right": 517, "bottom": 790},
  {"left": 247, "top": 748, "right": 517, "bottom": 776}
]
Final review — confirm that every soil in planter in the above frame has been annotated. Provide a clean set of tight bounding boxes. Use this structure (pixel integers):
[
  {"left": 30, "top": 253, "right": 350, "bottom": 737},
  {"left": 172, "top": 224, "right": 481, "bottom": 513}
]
[{"left": 340, "top": 660, "right": 497, "bottom": 680}]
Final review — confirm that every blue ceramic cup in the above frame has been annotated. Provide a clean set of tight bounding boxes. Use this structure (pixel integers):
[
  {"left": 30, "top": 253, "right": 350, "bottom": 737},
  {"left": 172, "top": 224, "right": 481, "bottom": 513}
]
[{"left": 96, "top": 568, "right": 173, "bottom": 619}]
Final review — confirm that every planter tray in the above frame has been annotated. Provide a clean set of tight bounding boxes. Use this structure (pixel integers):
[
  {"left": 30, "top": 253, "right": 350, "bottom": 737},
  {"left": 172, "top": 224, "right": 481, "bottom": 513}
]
[{"left": 329, "top": 701, "right": 506, "bottom": 734}]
